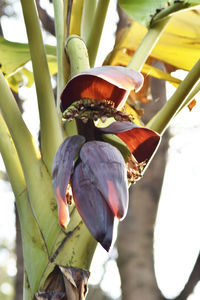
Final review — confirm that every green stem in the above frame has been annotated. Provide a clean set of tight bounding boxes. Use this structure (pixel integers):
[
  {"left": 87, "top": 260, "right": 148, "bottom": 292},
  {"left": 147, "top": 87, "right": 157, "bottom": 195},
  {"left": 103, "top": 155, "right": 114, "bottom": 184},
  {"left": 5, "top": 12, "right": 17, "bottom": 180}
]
[
  {"left": 0, "top": 113, "right": 49, "bottom": 297},
  {"left": 53, "top": 35, "right": 98, "bottom": 270},
  {"left": 176, "top": 80, "right": 200, "bottom": 114},
  {"left": 53, "top": 0, "right": 69, "bottom": 110},
  {"left": 147, "top": 59, "right": 200, "bottom": 135},
  {"left": 0, "top": 72, "right": 61, "bottom": 254},
  {"left": 0, "top": 71, "right": 40, "bottom": 167},
  {"left": 87, "top": 0, "right": 110, "bottom": 67},
  {"left": 64, "top": 34, "right": 90, "bottom": 135},
  {"left": 81, "top": 0, "right": 97, "bottom": 43},
  {"left": 66, "top": 34, "right": 90, "bottom": 77},
  {"left": 20, "top": 0, "right": 63, "bottom": 172},
  {"left": 151, "top": 2, "right": 192, "bottom": 25},
  {"left": 128, "top": 18, "right": 170, "bottom": 72}
]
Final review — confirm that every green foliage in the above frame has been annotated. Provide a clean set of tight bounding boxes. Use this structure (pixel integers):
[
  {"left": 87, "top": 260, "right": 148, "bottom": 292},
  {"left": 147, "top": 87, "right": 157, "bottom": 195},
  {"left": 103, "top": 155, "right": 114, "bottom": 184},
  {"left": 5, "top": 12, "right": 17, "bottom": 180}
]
[
  {"left": 118, "top": 0, "right": 200, "bottom": 27},
  {"left": 0, "top": 36, "right": 57, "bottom": 76},
  {"left": 0, "top": 36, "right": 57, "bottom": 91}
]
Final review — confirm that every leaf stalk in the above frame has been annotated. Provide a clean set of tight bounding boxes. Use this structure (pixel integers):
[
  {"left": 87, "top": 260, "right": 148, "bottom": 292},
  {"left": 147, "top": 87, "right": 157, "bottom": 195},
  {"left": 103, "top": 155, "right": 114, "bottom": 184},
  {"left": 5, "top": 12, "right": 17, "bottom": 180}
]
[
  {"left": 87, "top": 0, "right": 110, "bottom": 67},
  {"left": 20, "top": 0, "right": 63, "bottom": 172},
  {"left": 147, "top": 59, "right": 200, "bottom": 135},
  {"left": 53, "top": 0, "right": 69, "bottom": 110},
  {"left": 128, "top": 18, "right": 170, "bottom": 72},
  {"left": 0, "top": 113, "right": 49, "bottom": 296}
]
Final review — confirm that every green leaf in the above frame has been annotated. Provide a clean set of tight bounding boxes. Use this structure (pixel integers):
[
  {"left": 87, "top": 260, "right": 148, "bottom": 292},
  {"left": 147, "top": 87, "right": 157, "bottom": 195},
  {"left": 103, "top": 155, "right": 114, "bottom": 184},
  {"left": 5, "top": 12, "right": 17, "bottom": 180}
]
[
  {"left": 108, "top": 9, "right": 200, "bottom": 74},
  {"left": 118, "top": 0, "right": 200, "bottom": 27},
  {"left": 0, "top": 36, "right": 57, "bottom": 76}
]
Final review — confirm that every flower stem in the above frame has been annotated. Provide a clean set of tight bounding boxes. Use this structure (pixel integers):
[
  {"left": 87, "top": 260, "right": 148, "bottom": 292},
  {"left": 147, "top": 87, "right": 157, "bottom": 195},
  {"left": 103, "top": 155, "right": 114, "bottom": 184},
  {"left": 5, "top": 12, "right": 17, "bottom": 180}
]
[
  {"left": 53, "top": 0, "right": 69, "bottom": 110},
  {"left": 87, "top": 0, "right": 110, "bottom": 67},
  {"left": 57, "top": 35, "right": 98, "bottom": 271},
  {"left": 20, "top": 0, "right": 63, "bottom": 173},
  {"left": 66, "top": 34, "right": 90, "bottom": 77},
  {"left": 147, "top": 59, "right": 200, "bottom": 135},
  {"left": 128, "top": 18, "right": 170, "bottom": 72},
  {"left": 64, "top": 34, "right": 90, "bottom": 135}
]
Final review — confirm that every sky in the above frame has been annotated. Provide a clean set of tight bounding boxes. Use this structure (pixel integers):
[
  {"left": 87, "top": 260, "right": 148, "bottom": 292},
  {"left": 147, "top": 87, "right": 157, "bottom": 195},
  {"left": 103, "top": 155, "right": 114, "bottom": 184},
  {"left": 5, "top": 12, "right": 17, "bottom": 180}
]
[{"left": 0, "top": 1, "right": 200, "bottom": 299}]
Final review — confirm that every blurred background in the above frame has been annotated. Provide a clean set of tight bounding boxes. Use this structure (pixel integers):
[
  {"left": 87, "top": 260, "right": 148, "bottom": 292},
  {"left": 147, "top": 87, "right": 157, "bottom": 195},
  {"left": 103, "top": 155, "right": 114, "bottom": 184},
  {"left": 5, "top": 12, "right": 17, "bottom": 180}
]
[{"left": 0, "top": 1, "right": 200, "bottom": 299}]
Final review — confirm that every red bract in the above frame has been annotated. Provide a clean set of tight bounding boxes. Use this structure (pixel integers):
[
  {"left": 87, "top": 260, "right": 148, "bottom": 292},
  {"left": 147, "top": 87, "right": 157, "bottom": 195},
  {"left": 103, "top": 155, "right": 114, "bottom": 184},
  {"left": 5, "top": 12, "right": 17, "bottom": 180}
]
[
  {"left": 60, "top": 66, "right": 144, "bottom": 112},
  {"left": 99, "top": 121, "right": 160, "bottom": 164}
]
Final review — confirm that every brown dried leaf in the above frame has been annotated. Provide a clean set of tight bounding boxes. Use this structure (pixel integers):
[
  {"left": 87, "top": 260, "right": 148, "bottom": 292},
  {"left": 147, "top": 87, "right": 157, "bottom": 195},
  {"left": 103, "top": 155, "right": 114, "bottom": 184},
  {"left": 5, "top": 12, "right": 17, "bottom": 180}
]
[
  {"left": 188, "top": 99, "right": 196, "bottom": 111},
  {"left": 35, "top": 266, "right": 90, "bottom": 300}
]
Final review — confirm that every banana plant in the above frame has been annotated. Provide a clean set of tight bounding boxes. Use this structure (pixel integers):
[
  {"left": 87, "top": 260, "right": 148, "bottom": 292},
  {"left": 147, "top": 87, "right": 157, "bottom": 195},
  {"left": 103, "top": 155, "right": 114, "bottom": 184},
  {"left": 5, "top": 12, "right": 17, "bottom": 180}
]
[{"left": 0, "top": 0, "right": 200, "bottom": 299}]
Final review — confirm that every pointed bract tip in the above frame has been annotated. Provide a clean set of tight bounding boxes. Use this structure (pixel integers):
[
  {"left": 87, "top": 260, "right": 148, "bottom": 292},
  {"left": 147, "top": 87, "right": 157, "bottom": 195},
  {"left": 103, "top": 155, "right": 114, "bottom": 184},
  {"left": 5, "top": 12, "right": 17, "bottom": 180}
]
[
  {"left": 72, "top": 162, "right": 114, "bottom": 251},
  {"left": 56, "top": 187, "right": 70, "bottom": 229},
  {"left": 80, "top": 141, "right": 129, "bottom": 221},
  {"left": 52, "top": 135, "right": 85, "bottom": 207}
]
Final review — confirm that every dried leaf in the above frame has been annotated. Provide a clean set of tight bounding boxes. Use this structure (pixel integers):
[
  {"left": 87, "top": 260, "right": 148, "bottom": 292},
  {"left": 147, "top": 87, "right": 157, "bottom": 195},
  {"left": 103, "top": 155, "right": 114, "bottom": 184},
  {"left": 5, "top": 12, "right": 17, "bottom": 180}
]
[
  {"left": 188, "top": 99, "right": 196, "bottom": 111},
  {"left": 35, "top": 265, "right": 90, "bottom": 300}
]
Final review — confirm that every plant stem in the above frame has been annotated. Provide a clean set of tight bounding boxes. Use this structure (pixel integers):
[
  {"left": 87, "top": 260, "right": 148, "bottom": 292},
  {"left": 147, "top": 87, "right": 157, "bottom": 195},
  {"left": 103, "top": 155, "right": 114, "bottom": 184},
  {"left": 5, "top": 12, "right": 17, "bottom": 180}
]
[
  {"left": 20, "top": 0, "right": 63, "bottom": 173},
  {"left": 151, "top": 2, "right": 192, "bottom": 25},
  {"left": 0, "top": 112, "right": 26, "bottom": 203},
  {"left": 81, "top": 0, "right": 97, "bottom": 43},
  {"left": 64, "top": 35, "right": 90, "bottom": 135},
  {"left": 0, "top": 71, "right": 40, "bottom": 165},
  {"left": 87, "top": 0, "right": 110, "bottom": 67},
  {"left": 53, "top": 35, "right": 98, "bottom": 271},
  {"left": 53, "top": 0, "right": 69, "bottom": 111},
  {"left": 66, "top": 34, "right": 90, "bottom": 77},
  {"left": 147, "top": 59, "right": 200, "bottom": 135},
  {"left": 0, "top": 113, "right": 49, "bottom": 296},
  {"left": 0, "top": 71, "right": 61, "bottom": 249},
  {"left": 128, "top": 18, "right": 170, "bottom": 72},
  {"left": 69, "top": 0, "right": 84, "bottom": 36},
  {"left": 176, "top": 80, "right": 200, "bottom": 114}
]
